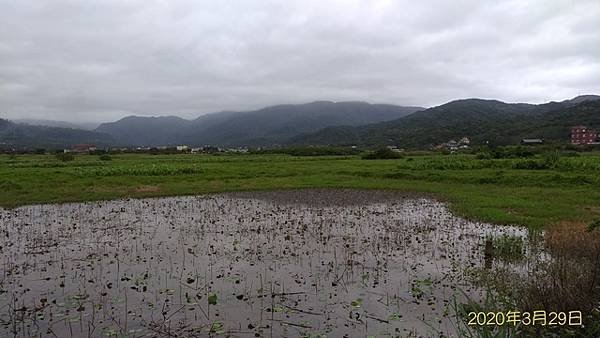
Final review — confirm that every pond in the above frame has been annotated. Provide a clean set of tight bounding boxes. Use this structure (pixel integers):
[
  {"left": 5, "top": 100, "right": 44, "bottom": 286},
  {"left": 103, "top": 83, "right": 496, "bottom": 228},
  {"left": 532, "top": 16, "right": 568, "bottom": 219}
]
[{"left": 0, "top": 190, "right": 530, "bottom": 337}]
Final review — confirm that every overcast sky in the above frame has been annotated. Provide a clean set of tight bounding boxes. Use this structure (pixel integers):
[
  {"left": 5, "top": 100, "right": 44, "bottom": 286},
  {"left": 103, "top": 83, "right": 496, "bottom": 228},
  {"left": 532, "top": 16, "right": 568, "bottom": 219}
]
[{"left": 1, "top": 0, "right": 599, "bottom": 122}]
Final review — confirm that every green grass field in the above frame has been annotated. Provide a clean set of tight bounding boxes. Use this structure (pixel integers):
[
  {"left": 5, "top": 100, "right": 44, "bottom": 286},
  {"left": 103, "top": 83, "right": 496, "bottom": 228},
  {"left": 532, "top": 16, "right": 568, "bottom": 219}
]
[{"left": 2, "top": 152, "right": 600, "bottom": 228}]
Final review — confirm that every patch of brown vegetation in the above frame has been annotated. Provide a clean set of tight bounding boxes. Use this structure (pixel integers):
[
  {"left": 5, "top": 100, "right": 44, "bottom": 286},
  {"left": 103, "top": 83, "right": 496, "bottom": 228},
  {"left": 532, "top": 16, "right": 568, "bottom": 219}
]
[
  {"left": 134, "top": 185, "right": 160, "bottom": 193},
  {"left": 584, "top": 206, "right": 600, "bottom": 215},
  {"left": 545, "top": 221, "right": 600, "bottom": 260},
  {"left": 516, "top": 221, "right": 600, "bottom": 326}
]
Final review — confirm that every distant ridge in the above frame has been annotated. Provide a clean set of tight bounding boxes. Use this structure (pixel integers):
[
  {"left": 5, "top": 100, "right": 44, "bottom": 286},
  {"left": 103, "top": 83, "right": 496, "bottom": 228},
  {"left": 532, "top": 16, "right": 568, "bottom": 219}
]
[
  {"left": 95, "top": 115, "right": 191, "bottom": 146},
  {"left": 0, "top": 118, "right": 113, "bottom": 150},
  {"left": 95, "top": 101, "right": 424, "bottom": 147},
  {"left": 11, "top": 118, "right": 99, "bottom": 130},
  {"left": 564, "top": 95, "right": 600, "bottom": 104},
  {"left": 291, "top": 95, "right": 600, "bottom": 147},
  {"left": 4, "top": 95, "right": 599, "bottom": 150}
]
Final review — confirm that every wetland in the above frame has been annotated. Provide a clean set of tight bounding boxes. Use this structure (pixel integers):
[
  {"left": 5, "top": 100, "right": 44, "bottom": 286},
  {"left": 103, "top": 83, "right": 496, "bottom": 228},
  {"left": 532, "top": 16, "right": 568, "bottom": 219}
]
[{"left": 0, "top": 190, "right": 532, "bottom": 337}]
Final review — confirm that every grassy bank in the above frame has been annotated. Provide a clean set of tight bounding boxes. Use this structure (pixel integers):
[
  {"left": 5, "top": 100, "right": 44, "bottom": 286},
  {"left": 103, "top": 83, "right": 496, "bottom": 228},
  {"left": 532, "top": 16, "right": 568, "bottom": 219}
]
[{"left": 2, "top": 153, "right": 600, "bottom": 228}]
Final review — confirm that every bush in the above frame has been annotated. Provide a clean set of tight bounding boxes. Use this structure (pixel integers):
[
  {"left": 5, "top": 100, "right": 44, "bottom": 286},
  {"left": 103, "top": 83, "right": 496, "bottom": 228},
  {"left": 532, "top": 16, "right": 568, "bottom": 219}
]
[
  {"left": 542, "top": 150, "right": 560, "bottom": 168},
  {"left": 478, "top": 146, "right": 535, "bottom": 159},
  {"left": 55, "top": 153, "right": 75, "bottom": 162},
  {"left": 362, "top": 148, "right": 403, "bottom": 160},
  {"left": 99, "top": 154, "right": 112, "bottom": 161},
  {"left": 512, "top": 159, "right": 549, "bottom": 170},
  {"left": 475, "top": 152, "right": 493, "bottom": 160}
]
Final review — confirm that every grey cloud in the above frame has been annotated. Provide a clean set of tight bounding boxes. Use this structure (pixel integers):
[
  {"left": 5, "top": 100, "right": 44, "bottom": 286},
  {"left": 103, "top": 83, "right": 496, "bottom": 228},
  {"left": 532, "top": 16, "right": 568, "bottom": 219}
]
[{"left": 0, "top": 0, "right": 599, "bottom": 122}]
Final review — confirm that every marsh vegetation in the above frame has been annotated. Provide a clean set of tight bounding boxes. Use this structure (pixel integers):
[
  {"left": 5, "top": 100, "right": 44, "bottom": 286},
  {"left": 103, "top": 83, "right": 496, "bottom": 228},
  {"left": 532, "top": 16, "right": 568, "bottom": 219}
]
[{"left": 0, "top": 190, "right": 534, "bottom": 337}]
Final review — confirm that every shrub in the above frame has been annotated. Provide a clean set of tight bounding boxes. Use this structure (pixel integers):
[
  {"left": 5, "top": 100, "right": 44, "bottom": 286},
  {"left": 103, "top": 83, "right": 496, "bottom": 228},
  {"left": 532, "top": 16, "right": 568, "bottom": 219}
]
[
  {"left": 362, "top": 148, "right": 403, "bottom": 160},
  {"left": 511, "top": 159, "right": 548, "bottom": 170},
  {"left": 475, "top": 152, "right": 493, "bottom": 160},
  {"left": 485, "top": 234, "right": 524, "bottom": 263},
  {"left": 55, "top": 153, "right": 75, "bottom": 162},
  {"left": 542, "top": 151, "right": 560, "bottom": 168},
  {"left": 483, "top": 146, "right": 535, "bottom": 159},
  {"left": 99, "top": 154, "right": 112, "bottom": 161}
]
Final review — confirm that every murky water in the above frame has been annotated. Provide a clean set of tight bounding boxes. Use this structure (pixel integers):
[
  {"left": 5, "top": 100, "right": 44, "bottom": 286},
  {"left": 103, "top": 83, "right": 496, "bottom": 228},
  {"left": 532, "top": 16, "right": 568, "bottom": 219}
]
[{"left": 0, "top": 190, "right": 529, "bottom": 337}]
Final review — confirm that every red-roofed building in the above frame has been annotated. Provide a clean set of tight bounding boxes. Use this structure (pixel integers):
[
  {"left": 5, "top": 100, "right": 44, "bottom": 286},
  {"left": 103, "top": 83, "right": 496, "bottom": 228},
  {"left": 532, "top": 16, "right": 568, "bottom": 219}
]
[
  {"left": 70, "top": 144, "right": 97, "bottom": 153},
  {"left": 571, "top": 126, "right": 599, "bottom": 145}
]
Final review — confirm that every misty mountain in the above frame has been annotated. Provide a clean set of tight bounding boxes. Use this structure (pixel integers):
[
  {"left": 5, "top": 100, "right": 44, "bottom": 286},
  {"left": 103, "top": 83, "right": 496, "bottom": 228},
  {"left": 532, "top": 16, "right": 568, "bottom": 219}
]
[
  {"left": 6, "top": 95, "right": 598, "bottom": 150},
  {"left": 11, "top": 119, "right": 99, "bottom": 130},
  {"left": 96, "top": 101, "right": 423, "bottom": 146},
  {"left": 291, "top": 96, "right": 600, "bottom": 148},
  {"left": 95, "top": 116, "right": 191, "bottom": 146},
  {"left": 0, "top": 119, "right": 114, "bottom": 150}
]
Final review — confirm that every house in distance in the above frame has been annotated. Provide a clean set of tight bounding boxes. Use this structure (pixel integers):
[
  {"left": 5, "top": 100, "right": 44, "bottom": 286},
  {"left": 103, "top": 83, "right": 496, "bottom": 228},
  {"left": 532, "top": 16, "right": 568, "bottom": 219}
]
[
  {"left": 67, "top": 144, "right": 97, "bottom": 153},
  {"left": 571, "top": 125, "right": 599, "bottom": 145},
  {"left": 521, "top": 138, "right": 544, "bottom": 145}
]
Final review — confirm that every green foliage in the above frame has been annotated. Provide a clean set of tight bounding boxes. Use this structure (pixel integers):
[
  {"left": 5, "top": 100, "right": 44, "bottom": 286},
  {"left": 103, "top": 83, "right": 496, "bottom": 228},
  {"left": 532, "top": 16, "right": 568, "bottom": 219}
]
[
  {"left": 510, "top": 151, "right": 562, "bottom": 170},
  {"left": 362, "top": 148, "right": 403, "bottom": 160},
  {"left": 55, "top": 153, "right": 75, "bottom": 162},
  {"left": 487, "top": 235, "right": 524, "bottom": 262},
  {"left": 450, "top": 289, "right": 520, "bottom": 338},
  {"left": 511, "top": 159, "right": 549, "bottom": 170},
  {"left": 99, "top": 154, "right": 112, "bottom": 161},
  {"left": 481, "top": 146, "right": 535, "bottom": 159},
  {"left": 208, "top": 293, "right": 218, "bottom": 305},
  {"left": 475, "top": 152, "right": 493, "bottom": 160},
  {"left": 255, "top": 146, "right": 358, "bottom": 156},
  {"left": 0, "top": 179, "right": 22, "bottom": 191},
  {"left": 560, "top": 150, "right": 580, "bottom": 157},
  {"left": 2, "top": 153, "right": 600, "bottom": 228},
  {"left": 75, "top": 164, "right": 203, "bottom": 177},
  {"left": 541, "top": 150, "right": 561, "bottom": 168}
]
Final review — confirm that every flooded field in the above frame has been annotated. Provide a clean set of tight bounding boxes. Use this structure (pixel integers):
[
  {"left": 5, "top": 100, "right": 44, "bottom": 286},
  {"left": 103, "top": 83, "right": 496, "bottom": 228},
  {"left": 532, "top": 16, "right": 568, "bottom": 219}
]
[{"left": 0, "top": 190, "right": 530, "bottom": 337}]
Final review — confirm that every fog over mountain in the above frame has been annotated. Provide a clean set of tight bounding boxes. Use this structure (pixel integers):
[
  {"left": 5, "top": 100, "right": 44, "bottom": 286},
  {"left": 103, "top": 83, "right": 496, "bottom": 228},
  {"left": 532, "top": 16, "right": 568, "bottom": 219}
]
[
  {"left": 1, "top": 1, "right": 599, "bottom": 123},
  {"left": 11, "top": 119, "right": 99, "bottom": 130},
  {"left": 95, "top": 101, "right": 423, "bottom": 146},
  {"left": 0, "top": 118, "right": 113, "bottom": 150},
  {"left": 2, "top": 95, "right": 599, "bottom": 150}
]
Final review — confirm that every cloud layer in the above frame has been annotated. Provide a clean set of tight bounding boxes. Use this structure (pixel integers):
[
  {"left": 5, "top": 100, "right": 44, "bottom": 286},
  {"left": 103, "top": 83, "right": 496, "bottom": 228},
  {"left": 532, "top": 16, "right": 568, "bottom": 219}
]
[{"left": 1, "top": 0, "right": 599, "bottom": 122}]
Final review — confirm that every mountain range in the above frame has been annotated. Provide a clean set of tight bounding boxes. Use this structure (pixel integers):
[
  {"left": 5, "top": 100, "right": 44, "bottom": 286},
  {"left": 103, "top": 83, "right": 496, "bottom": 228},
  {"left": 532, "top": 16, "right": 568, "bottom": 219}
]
[
  {"left": 95, "top": 101, "right": 423, "bottom": 147},
  {"left": 0, "top": 118, "right": 113, "bottom": 150},
  {"left": 11, "top": 118, "right": 99, "bottom": 130},
  {"left": 2, "top": 95, "right": 599, "bottom": 150},
  {"left": 290, "top": 95, "right": 600, "bottom": 147}
]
